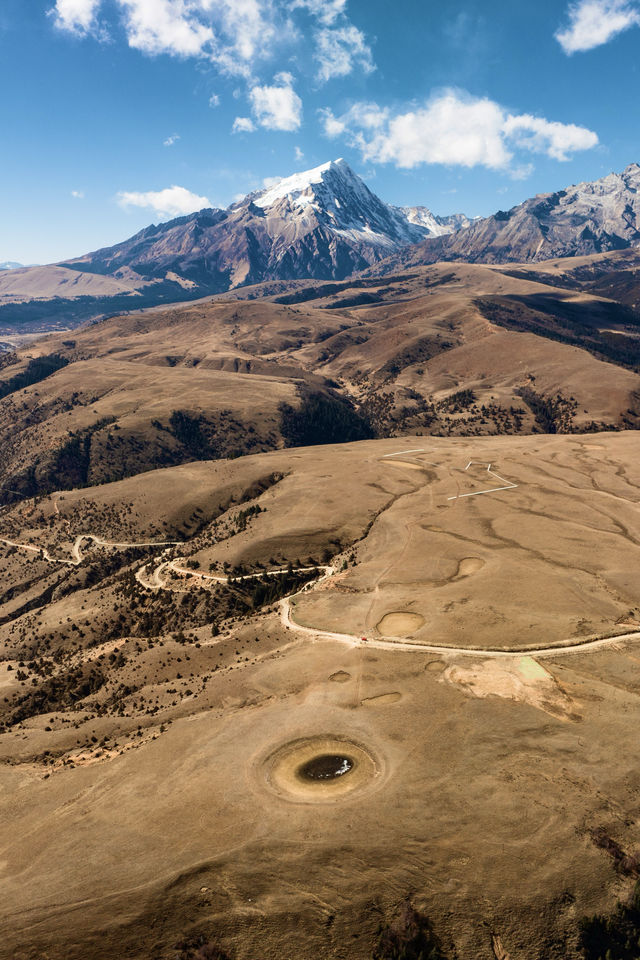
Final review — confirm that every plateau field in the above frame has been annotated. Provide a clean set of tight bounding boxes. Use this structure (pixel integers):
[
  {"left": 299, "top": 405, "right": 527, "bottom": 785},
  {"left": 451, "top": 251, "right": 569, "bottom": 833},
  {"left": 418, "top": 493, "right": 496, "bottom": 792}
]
[{"left": 1, "top": 429, "right": 640, "bottom": 959}]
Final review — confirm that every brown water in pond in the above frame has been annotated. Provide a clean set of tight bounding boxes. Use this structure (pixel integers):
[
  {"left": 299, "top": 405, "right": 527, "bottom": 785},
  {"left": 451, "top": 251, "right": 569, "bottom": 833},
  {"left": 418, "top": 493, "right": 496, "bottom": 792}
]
[{"left": 299, "top": 755, "right": 354, "bottom": 781}]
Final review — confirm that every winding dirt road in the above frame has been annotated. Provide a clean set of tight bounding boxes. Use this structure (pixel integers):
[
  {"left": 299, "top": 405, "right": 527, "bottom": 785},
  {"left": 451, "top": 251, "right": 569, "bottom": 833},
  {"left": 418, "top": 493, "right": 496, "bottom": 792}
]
[
  {"left": 135, "top": 556, "right": 328, "bottom": 591},
  {"left": 2, "top": 451, "right": 637, "bottom": 661},
  {"left": 0, "top": 534, "right": 181, "bottom": 567}
]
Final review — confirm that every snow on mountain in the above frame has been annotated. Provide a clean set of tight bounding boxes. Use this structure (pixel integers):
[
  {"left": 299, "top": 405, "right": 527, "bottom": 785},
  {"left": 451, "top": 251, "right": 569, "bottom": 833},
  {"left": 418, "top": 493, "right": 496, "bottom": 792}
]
[
  {"left": 373, "top": 161, "right": 640, "bottom": 271},
  {"left": 0, "top": 262, "right": 24, "bottom": 271},
  {"left": 252, "top": 160, "right": 344, "bottom": 210},
  {"left": 400, "top": 207, "right": 473, "bottom": 237},
  {"left": 250, "top": 159, "right": 467, "bottom": 248},
  {"left": 65, "top": 159, "right": 470, "bottom": 297}
]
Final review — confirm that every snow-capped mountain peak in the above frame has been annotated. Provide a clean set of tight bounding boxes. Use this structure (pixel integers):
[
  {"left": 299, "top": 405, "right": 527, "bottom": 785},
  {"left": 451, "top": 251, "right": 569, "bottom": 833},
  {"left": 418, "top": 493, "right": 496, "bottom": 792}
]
[
  {"left": 64, "top": 158, "right": 470, "bottom": 299},
  {"left": 253, "top": 158, "right": 353, "bottom": 210},
  {"left": 249, "top": 158, "right": 468, "bottom": 250},
  {"left": 378, "top": 159, "right": 640, "bottom": 268}
]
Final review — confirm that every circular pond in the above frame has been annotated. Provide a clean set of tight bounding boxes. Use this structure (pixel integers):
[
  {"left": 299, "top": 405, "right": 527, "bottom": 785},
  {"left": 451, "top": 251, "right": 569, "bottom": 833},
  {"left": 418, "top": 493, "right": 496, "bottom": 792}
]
[
  {"left": 299, "top": 755, "right": 354, "bottom": 781},
  {"left": 262, "top": 735, "right": 381, "bottom": 803}
]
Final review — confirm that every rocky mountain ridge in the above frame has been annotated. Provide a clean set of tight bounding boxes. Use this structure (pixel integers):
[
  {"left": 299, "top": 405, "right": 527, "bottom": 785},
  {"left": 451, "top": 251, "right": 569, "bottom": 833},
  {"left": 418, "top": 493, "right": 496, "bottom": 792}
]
[
  {"left": 66, "top": 159, "right": 468, "bottom": 292},
  {"left": 369, "top": 162, "right": 640, "bottom": 274},
  {"left": 4, "top": 160, "right": 640, "bottom": 335}
]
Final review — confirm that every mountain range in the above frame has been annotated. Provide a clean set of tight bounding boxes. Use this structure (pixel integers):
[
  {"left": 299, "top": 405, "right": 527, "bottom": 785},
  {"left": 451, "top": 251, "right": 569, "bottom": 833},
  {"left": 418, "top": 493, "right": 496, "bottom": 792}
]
[
  {"left": 0, "top": 160, "right": 473, "bottom": 330},
  {"left": 66, "top": 159, "right": 470, "bottom": 290},
  {"left": 1, "top": 159, "right": 640, "bottom": 334},
  {"left": 371, "top": 162, "right": 640, "bottom": 274}
]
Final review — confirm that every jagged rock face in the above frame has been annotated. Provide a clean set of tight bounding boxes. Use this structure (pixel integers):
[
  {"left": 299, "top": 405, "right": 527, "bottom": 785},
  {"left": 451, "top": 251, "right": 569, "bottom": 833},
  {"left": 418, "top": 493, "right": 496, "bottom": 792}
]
[
  {"left": 398, "top": 207, "right": 473, "bottom": 237},
  {"left": 69, "top": 160, "right": 468, "bottom": 292},
  {"left": 376, "top": 163, "right": 640, "bottom": 270}
]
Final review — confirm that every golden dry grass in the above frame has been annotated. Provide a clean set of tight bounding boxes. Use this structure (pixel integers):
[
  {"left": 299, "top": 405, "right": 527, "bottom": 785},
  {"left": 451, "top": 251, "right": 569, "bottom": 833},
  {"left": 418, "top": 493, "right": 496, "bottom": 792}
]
[{"left": 0, "top": 433, "right": 639, "bottom": 957}]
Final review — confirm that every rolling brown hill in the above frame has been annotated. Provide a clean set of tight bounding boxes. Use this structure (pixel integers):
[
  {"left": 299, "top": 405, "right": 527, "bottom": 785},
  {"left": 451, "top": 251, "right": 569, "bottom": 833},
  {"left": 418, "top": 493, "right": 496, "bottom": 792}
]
[{"left": 1, "top": 258, "right": 639, "bottom": 505}]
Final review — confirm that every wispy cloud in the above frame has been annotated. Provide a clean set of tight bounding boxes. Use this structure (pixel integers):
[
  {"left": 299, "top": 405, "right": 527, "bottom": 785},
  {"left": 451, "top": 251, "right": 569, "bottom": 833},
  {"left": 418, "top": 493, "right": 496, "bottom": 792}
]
[
  {"left": 71, "top": 189, "right": 85, "bottom": 199},
  {"left": 49, "top": 0, "right": 374, "bottom": 82},
  {"left": 163, "top": 133, "right": 180, "bottom": 147},
  {"left": 291, "top": 0, "right": 347, "bottom": 26},
  {"left": 314, "top": 25, "right": 373, "bottom": 82},
  {"left": 321, "top": 90, "right": 599, "bottom": 175},
  {"left": 556, "top": 0, "right": 640, "bottom": 53},
  {"left": 116, "top": 185, "right": 211, "bottom": 218},
  {"left": 49, "top": 0, "right": 375, "bottom": 135},
  {"left": 117, "top": 0, "right": 216, "bottom": 58}
]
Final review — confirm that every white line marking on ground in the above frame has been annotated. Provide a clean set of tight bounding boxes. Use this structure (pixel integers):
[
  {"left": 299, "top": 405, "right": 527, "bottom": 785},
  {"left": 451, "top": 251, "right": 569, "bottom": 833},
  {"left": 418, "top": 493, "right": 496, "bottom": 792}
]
[
  {"left": 382, "top": 449, "right": 426, "bottom": 458},
  {"left": 449, "top": 461, "right": 518, "bottom": 501}
]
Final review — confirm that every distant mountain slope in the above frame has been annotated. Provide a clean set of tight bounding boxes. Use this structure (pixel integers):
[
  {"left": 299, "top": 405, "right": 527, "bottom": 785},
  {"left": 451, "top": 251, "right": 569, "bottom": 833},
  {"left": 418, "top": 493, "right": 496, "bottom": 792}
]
[
  {"left": 0, "top": 262, "right": 24, "bottom": 271},
  {"left": 0, "top": 264, "right": 143, "bottom": 303},
  {"left": 8, "top": 160, "right": 640, "bottom": 336},
  {"left": 0, "top": 160, "right": 469, "bottom": 333},
  {"left": 399, "top": 207, "right": 473, "bottom": 236},
  {"left": 67, "top": 159, "right": 464, "bottom": 289},
  {"left": 368, "top": 163, "right": 640, "bottom": 275}
]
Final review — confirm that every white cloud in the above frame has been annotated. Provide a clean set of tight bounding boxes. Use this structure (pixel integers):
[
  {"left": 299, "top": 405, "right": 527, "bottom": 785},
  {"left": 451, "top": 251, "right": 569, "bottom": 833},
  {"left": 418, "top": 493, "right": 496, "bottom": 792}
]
[
  {"left": 319, "top": 107, "right": 347, "bottom": 138},
  {"left": 322, "top": 91, "right": 599, "bottom": 173},
  {"left": 71, "top": 189, "right": 85, "bottom": 198},
  {"left": 52, "top": 0, "right": 274, "bottom": 68},
  {"left": 248, "top": 72, "right": 302, "bottom": 131},
  {"left": 503, "top": 114, "right": 599, "bottom": 161},
  {"left": 209, "top": 93, "right": 221, "bottom": 108},
  {"left": 117, "top": 0, "right": 214, "bottom": 57},
  {"left": 117, "top": 185, "right": 211, "bottom": 218},
  {"left": 206, "top": 0, "right": 279, "bottom": 77},
  {"left": 163, "top": 133, "right": 180, "bottom": 146},
  {"left": 291, "top": 0, "right": 347, "bottom": 25},
  {"left": 556, "top": 0, "right": 640, "bottom": 53},
  {"left": 232, "top": 116, "right": 256, "bottom": 133},
  {"left": 50, "top": 0, "right": 101, "bottom": 34},
  {"left": 320, "top": 101, "right": 384, "bottom": 138},
  {"left": 314, "top": 25, "right": 373, "bottom": 82},
  {"left": 294, "top": 146, "right": 304, "bottom": 161},
  {"left": 50, "top": 0, "right": 374, "bottom": 82}
]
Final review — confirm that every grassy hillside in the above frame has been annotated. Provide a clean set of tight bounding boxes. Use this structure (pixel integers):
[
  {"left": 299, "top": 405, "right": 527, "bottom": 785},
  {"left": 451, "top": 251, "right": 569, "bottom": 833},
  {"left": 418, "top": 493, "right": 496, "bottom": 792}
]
[{"left": 2, "top": 262, "right": 640, "bottom": 505}]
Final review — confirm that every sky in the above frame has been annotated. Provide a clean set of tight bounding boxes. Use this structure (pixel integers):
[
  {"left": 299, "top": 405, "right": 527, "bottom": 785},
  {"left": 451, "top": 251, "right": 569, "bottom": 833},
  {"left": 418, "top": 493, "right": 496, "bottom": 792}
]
[{"left": 2, "top": 0, "right": 640, "bottom": 264}]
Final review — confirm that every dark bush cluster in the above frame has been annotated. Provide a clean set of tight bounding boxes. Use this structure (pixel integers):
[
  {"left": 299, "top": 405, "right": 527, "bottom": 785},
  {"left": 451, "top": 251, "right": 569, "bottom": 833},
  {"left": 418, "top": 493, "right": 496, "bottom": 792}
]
[
  {"left": 280, "top": 390, "right": 373, "bottom": 447},
  {"left": 0, "top": 353, "right": 69, "bottom": 400}
]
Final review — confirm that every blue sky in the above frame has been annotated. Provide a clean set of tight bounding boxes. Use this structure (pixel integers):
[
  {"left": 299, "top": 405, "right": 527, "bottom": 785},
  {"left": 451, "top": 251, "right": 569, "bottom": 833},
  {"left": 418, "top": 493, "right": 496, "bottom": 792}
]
[{"left": 2, "top": 0, "right": 640, "bottom": 264}]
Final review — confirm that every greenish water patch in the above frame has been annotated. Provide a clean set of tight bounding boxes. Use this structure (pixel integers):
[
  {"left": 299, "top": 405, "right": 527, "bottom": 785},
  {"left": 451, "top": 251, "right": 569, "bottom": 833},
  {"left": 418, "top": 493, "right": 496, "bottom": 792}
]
[{"left": 518, "top": 657, "right": 549, "bottom": 681}]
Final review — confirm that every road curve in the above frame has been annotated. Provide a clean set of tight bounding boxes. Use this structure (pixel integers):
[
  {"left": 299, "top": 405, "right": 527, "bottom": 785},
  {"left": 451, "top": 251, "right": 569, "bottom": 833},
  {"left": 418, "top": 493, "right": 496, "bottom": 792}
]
[
  {"left": 3, "top": 514, "right": 638, "bottom": 661},
  {"left": 281, "top": 595, "right": 640, "bottom": 659},
  {"left": 0, "top": 534, "right": 181, "bottom": 567},
  {"left": 279, "top": 573, "right": 640, "bottom": 660},
  {"left": 135, "top": 557, "right": 330, "bottom": 591}
]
